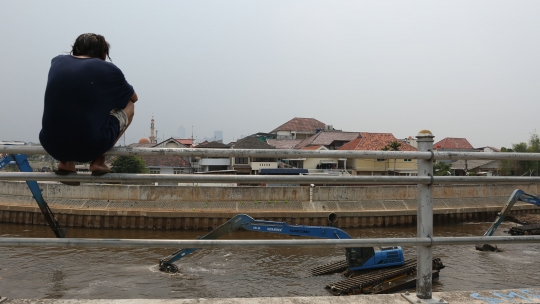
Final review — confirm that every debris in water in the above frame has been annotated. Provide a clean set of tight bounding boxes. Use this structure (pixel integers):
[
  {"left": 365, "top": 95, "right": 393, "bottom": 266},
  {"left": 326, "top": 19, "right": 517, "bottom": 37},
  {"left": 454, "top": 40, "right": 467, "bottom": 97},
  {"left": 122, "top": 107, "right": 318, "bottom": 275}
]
[{"left": 475, "top": 244, "right": 502, "bottom": 252}]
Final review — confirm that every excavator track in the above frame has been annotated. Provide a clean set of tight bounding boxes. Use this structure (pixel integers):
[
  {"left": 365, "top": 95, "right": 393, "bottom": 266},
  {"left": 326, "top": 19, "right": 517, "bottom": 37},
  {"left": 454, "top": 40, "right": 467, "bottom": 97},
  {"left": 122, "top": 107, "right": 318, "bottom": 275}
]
[
  {"left": 509, "top": 224, "right": 540, "bottom": 235},
  {"left": 310, "top": 260, "right": 349, "bottom": 276},
  {"left": 323, "top": 258, "right": 445, "bottom": 296}
]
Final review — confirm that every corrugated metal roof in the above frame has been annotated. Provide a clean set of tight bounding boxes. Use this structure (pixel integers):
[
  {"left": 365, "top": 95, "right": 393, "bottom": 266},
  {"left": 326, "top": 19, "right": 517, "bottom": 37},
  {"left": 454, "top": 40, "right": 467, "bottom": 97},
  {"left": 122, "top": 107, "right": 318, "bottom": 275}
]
[
  {"left": 295, "top": 131, "right": 360, "bottom": 149},
  {"left": 267, "top": 139, "right": 303, "bottom": 149},
  {"left": 452, "top": 159, "right": 496, "bottom": 170}
]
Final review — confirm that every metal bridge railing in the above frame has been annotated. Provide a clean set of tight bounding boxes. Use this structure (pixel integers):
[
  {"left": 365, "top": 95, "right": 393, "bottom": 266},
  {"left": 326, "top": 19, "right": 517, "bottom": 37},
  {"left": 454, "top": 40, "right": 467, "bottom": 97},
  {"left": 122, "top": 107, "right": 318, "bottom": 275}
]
[
  {"left": 2, "top": 130, "right": 540, "bottom": 301},
  {"left": 4, "top": 144, "right": 540, "bottom": 160},
  {"left": 1, "top": 235, "right": 540, "bottom": 248}
]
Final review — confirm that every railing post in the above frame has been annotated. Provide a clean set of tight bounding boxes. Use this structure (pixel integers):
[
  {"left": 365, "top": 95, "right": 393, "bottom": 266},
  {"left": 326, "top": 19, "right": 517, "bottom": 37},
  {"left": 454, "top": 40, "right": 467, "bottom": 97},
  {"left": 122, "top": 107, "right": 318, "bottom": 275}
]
[{"left": 416, "top": 130, "right": 435, "bottom": 299}]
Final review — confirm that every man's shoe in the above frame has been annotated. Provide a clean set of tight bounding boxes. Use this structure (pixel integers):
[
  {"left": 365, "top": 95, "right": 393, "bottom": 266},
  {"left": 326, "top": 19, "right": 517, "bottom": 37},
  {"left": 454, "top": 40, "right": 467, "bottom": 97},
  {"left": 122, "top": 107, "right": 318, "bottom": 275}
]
[{"left": 54, "top": 165, "right": 80, "bottom": 186}]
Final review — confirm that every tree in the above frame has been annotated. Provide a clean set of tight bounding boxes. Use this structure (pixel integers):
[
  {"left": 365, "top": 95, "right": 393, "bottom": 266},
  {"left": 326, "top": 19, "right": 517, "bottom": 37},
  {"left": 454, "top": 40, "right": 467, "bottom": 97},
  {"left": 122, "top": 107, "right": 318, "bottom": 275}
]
[
  {"left": 499, "top": 130, "right": 540, "bottom": 176},
  {"left": 382, "top": 141, "right": 401, "bottom": 175},
  {"left": 111, "top": 156, "right": 147, "bottom": 173},
  {"left": 433, "top": 161, "right": 452, "bottom": 176}
]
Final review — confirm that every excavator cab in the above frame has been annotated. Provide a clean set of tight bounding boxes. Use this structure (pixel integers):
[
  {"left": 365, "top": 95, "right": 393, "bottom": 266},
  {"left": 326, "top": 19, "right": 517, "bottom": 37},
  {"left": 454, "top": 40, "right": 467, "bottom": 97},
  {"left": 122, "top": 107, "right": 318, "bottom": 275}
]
[
  {"left": 345, "top": 247, "right": 375, "bottom": 269},
  {"left": 345, "top": 246, "right": 404, "bottom": 271}
]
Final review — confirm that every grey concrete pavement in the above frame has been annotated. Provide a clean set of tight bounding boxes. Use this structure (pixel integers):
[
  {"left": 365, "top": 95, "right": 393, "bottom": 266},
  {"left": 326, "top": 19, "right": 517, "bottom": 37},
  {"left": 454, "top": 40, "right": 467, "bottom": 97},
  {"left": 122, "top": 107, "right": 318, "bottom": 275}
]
[{"left": 4, "top": 288, "right": 540, "bottom": 304}]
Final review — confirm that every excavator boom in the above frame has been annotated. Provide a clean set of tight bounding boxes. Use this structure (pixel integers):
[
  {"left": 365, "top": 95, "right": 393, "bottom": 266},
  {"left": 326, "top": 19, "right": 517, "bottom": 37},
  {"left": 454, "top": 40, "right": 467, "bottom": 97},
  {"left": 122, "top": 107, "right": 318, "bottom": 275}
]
[{"left": 476, "top": 189, "right": 540, "bottom": 251}]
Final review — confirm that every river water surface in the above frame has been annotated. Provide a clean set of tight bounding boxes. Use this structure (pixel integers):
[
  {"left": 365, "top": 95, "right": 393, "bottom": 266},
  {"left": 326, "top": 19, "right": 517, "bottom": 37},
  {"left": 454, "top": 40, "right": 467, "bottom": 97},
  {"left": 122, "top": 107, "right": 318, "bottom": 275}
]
[{"left": 1, "top": 221, "right": 539, "bottom": 299}]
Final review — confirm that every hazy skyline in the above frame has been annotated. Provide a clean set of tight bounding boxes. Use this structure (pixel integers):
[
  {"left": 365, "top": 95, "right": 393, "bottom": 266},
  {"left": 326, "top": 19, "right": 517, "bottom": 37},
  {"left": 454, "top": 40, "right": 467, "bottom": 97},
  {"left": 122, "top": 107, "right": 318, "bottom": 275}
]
[{"left": 2, "top": 1, "right": 540, "bottom": 149}]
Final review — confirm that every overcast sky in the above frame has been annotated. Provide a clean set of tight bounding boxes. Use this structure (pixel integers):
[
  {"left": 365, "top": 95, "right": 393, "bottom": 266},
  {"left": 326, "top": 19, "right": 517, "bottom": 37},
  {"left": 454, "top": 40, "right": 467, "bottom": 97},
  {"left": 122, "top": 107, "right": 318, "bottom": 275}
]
[{"left": 1, "top": 1, "right": 540, "bottom": 148}]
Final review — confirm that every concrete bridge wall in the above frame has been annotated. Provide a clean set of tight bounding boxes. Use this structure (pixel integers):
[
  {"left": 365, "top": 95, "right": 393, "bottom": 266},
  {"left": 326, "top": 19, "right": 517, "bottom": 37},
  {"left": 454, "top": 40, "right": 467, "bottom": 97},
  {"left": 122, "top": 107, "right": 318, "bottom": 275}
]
[{"left": 0, "top": 181, "right": 539, "bottom": 230}]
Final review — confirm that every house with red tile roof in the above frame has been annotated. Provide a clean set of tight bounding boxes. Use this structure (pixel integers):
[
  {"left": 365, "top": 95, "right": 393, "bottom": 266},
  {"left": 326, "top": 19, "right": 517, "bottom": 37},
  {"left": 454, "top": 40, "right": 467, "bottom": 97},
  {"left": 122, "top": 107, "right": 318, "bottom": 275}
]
[
  {"left": 270, "top": 117, "right": 327, "bottom": 140},
  {"left": 433, "top": 137, "right": 475, "bottom": 152},
  {"left": 339, "top": 133, "right": 418, "bottom": 176},
  {"left": 173, "top": 138, "right": 194, "bottom": 148}
]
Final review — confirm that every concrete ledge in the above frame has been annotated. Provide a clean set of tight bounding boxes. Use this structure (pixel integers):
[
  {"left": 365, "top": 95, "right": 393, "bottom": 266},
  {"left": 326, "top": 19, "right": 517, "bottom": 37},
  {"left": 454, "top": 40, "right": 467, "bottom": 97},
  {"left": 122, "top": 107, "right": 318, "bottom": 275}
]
[{"left": 3, "top": 288, "right": 540, "bottom": 303}]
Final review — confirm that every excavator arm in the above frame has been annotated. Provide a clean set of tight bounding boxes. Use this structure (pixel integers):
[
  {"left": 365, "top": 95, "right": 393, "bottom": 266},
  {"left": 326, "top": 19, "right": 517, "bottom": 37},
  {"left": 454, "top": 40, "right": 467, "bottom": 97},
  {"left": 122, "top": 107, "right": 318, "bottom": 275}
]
[
  {"left": 159, "top": 214, "right": 255, "bottom": 272},
  {"left": 159, "top": 214, "right": 351, "bottom": 272},
  {"left": 476, "top": 189, "right": 540, "bottom": 251},
  {"left": 159, "top": 213, "right": 405, "bottom": 273},
  {"left": 0, "top": 154, "right": 66, "bottom": 238}
]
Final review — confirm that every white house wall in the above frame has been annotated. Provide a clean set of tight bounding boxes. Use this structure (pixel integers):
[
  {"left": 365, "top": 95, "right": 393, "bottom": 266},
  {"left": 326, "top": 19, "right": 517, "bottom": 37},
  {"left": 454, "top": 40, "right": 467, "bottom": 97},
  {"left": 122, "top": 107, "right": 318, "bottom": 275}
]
[
  {"left": 160, "top": 167, "right": 174, "bottom": 174},
  {"left": 200, "top": 158, "right": 231, "bottom": 166}
]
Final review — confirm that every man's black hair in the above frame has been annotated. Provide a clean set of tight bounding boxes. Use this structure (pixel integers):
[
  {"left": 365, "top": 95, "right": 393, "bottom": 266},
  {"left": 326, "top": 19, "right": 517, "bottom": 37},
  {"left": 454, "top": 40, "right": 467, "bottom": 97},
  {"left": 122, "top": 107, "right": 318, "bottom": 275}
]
[{"left": 71, "top": 33, "right": 111, "bottom": 60}]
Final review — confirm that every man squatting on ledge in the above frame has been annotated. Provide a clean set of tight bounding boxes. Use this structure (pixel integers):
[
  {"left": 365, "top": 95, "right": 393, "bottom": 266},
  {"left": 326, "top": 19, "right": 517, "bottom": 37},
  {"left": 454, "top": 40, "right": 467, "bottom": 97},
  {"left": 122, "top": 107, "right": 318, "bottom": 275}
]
[{"left": 39, "top": 33, "right": 138, "bottom": 186}]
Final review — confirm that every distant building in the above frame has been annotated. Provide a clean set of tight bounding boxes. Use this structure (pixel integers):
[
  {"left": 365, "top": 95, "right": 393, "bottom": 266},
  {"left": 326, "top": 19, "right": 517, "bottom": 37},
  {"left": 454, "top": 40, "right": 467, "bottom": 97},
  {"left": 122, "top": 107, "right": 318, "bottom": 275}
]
[
  {"left": 270, "top": 117, "right": 327, "bottom": 140},
  {"left": 402, "top": 136, "right": 418, "bottom": 148},
  {"left": 339, "top": 133, "right": 418, "bottom": 176},
  {"left": 433, "top": 137, "right": 476, "bottom": 169},
  {"left": 0, "top": 141, "right": 26, "bottom": 145},
  {"left": 452, "top": 159, "right": 501, "bottom": 176},
  {"left": 267, "top": 131, "right": 360, "bottom": 172},
  {"left": 193, "top": 141, "right": 231, "bottom": 172},
  {"left": 230, "top": 136, "right": 277, "bottom": 175},
  {"left": 178, "top": 126, "right": 186, "bottom": 138},
  {"left": 451, "top": 146, "right": 502, "bottom": 176},
  {"left": 149, "top": 116, "right": 156, "bottom": 143},
  {"left": 214, "top": 130, "right": 223, "bottom": 143}
]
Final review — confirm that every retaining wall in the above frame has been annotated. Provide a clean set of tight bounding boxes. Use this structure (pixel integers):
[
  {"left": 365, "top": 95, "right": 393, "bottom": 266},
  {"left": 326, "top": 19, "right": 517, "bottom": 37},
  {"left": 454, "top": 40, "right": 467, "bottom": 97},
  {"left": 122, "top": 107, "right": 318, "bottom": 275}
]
[
  {"left": 0, "top": 181, "right": 539, "bottom": 230},
  {"left": 1, "top": 181, "right": 538, "bottom": 202}
]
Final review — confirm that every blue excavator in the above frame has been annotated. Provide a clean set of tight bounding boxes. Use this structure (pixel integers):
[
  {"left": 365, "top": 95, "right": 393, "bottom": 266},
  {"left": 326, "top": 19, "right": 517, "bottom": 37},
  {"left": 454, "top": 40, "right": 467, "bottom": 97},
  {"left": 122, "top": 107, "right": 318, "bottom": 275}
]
[
  {"left": 158, "top": 213, "right": 446, "bottom": 295},
  {"left": 159, "top": 213, "right": 405, "bottom": 273},
  {"left": 0, "top": 153, "right": 66, "bottom": 238}
]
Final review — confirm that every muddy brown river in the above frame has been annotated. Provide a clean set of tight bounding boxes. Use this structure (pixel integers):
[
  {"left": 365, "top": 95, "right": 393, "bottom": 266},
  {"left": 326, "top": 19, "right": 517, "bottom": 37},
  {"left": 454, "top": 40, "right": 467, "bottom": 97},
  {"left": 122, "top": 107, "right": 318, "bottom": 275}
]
[{"left": 1, "top": 221, "right": 539, "bottom": 299}]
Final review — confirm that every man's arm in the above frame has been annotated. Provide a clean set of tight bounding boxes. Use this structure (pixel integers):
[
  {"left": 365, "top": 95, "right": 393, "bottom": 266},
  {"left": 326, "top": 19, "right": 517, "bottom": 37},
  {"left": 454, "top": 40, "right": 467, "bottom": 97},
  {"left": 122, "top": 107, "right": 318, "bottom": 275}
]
[{"left": 130, "top": 92, "right": 138, "bottom": 103}]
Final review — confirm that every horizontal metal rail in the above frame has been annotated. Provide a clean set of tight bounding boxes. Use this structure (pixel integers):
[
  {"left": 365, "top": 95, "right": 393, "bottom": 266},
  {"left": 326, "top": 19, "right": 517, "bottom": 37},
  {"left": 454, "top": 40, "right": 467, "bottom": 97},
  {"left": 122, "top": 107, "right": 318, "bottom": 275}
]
[
  {"left": 1, "top": 236, "right": 539, "bottom": 248},
  {"left": 4, "top": 145, "right": 540, "bottom": 160},
  {"left": 2, "top": 172, "right": 540, "bottom": 184}
]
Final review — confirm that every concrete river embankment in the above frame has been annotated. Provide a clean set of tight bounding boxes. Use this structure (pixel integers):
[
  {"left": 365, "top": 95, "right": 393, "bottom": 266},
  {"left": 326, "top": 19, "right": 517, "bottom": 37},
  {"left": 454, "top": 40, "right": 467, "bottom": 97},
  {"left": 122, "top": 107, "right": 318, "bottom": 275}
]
[{"left": 0, "top": 181, "right": 539, "bottom": 229}]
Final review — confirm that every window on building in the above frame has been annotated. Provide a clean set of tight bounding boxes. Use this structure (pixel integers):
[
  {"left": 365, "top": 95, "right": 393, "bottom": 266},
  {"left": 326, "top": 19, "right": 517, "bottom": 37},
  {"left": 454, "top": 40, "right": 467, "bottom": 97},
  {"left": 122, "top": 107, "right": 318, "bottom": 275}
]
[
  {"left": 235, "top": 157, "right": 248, "bottom": 164},
  {"left": 376, "top": 159, "right": 385, "bottom": 162},
  {"left": 149, "top": 168, "right": 160, "bottom": 174},
  {"left": 404, "top": 159, "right": 412, "bottom": 162},
  {"left": 173, "top": 168, "right": 183, "bottom": 174}
]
